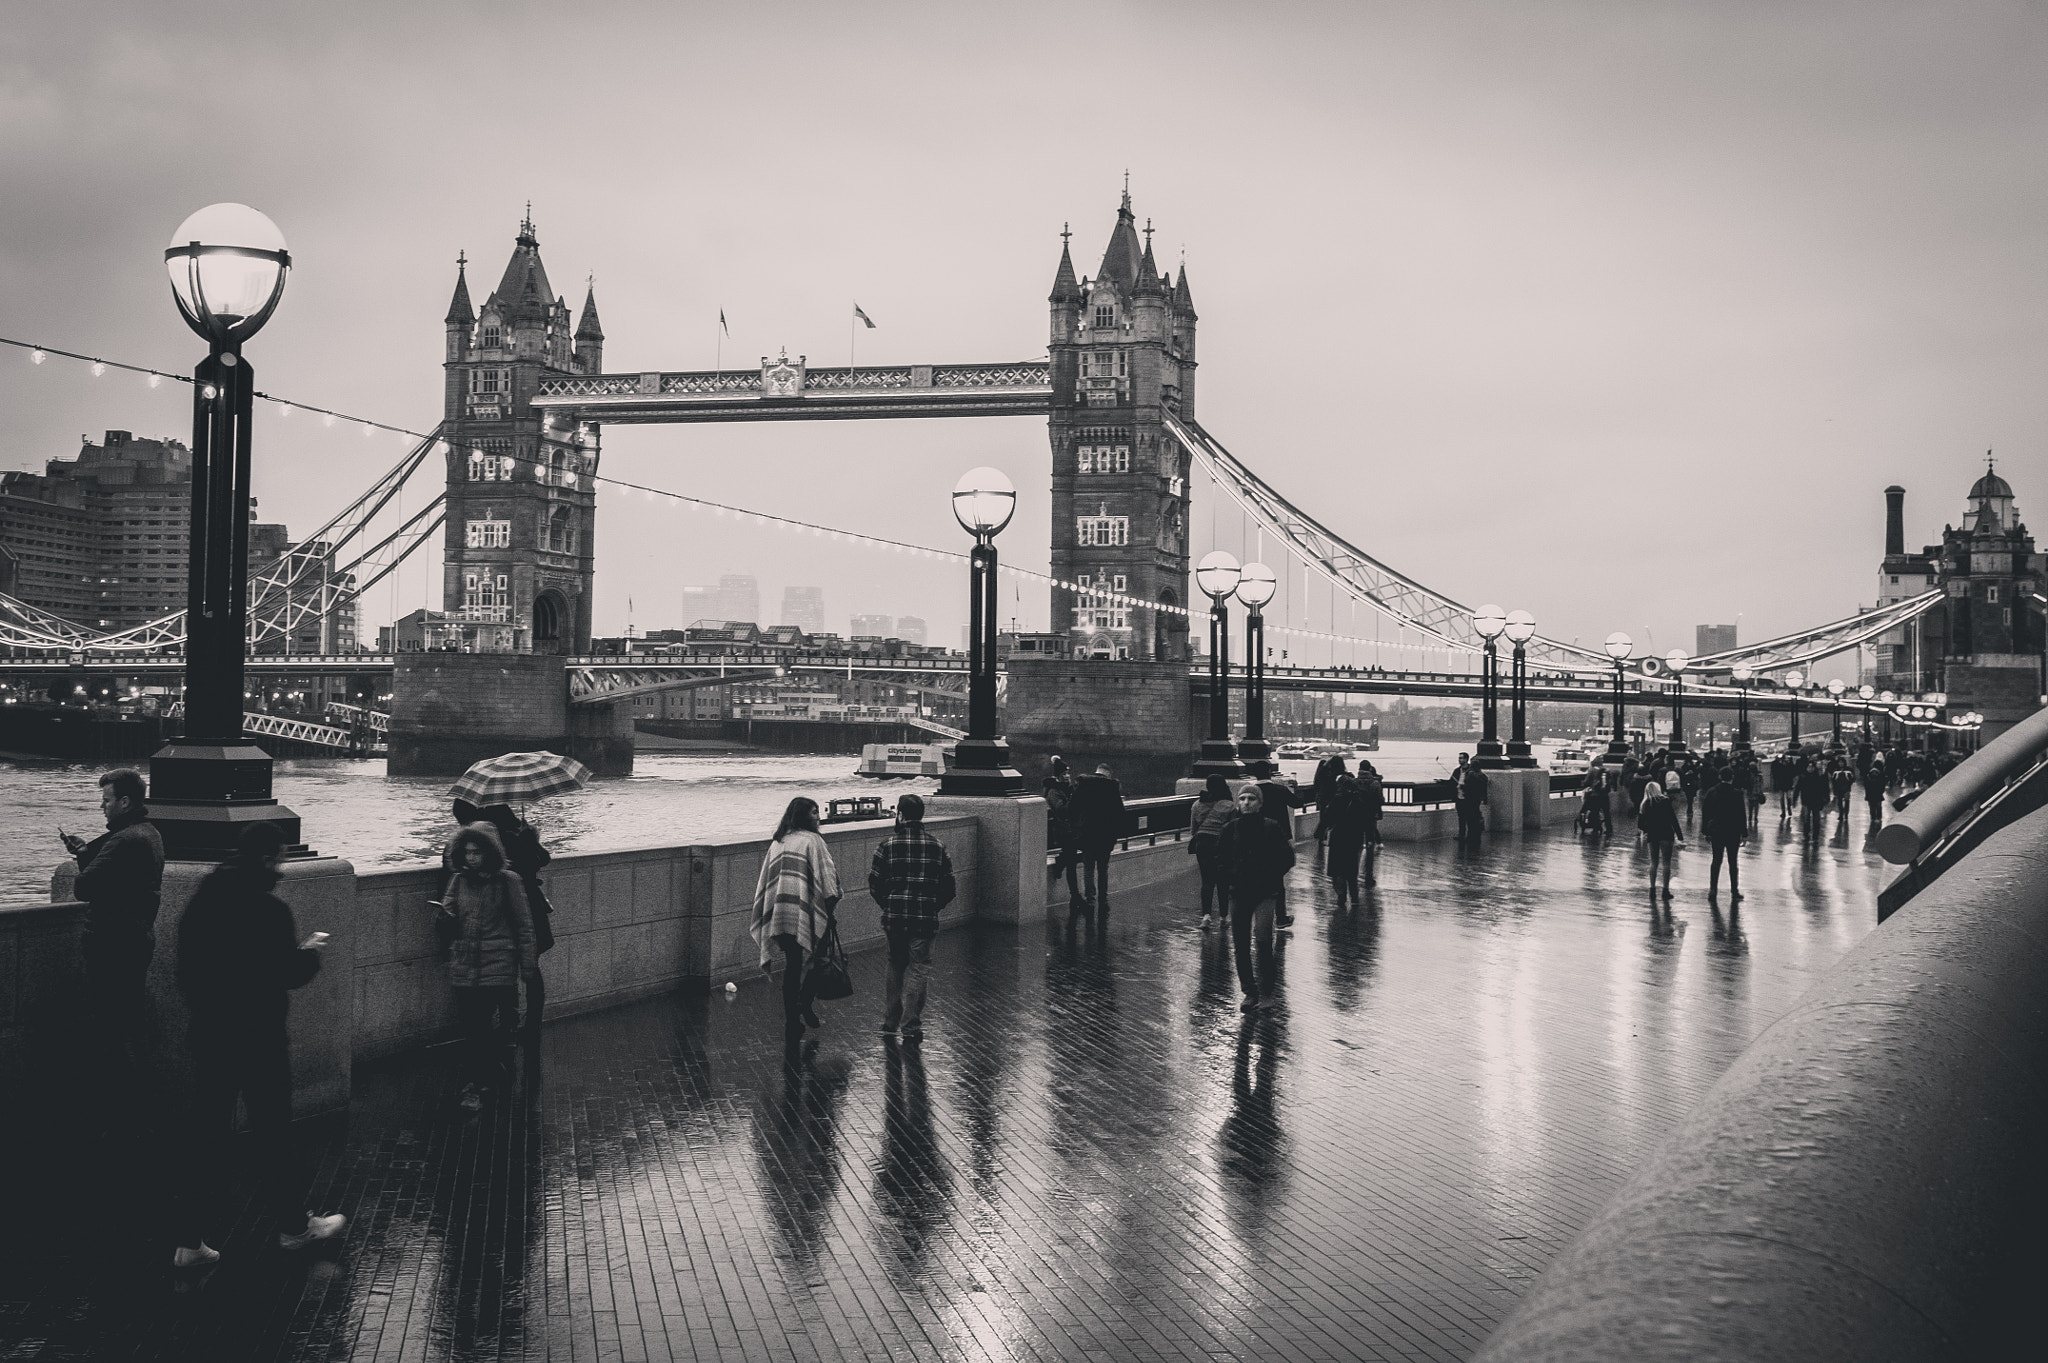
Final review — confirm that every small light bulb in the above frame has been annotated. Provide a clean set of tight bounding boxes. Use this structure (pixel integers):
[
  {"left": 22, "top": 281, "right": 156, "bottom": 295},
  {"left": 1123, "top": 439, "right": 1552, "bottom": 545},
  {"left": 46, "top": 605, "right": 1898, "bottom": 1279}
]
[
  {"left": 30, "top": 349, "right": 45, "bottom": 364},
  {"left": 322, "top": 413, "right": 335, "bottom": 428},
  {"left": 201, "top": 384, "right": 218, "bottom": 400},
  {"left": 146, "top": 373, "right": 162, "bottom": 389},
  {"left": 90, "top": 361, "right": 106, "bottom": 377}
]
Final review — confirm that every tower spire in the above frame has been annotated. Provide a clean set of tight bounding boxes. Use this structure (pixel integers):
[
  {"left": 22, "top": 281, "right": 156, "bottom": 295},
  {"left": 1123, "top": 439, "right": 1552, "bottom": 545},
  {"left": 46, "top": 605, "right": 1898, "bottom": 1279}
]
[{"left": 444, "top": 250, "right": 475, "bottom": 325}]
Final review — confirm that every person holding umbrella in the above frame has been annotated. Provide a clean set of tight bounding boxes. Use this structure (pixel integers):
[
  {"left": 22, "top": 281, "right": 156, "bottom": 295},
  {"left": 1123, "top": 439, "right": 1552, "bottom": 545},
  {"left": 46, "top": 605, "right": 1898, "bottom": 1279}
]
[{"left": 446, "top": 752, "right": 588, "bottom": 1045}]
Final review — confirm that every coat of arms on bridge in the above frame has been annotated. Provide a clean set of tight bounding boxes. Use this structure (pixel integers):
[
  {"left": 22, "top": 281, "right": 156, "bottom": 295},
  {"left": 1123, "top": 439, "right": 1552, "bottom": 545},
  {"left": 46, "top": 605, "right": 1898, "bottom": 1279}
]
[{"left": 761, "top": 350, "right": 805, "bottom": 398}]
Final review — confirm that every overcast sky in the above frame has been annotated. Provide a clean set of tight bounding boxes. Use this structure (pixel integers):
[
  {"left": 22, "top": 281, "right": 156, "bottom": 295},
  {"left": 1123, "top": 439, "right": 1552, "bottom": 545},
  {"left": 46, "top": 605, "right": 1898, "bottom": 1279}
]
[{"left": 3, "top": 0, "right": 2042, "bottom": 660}]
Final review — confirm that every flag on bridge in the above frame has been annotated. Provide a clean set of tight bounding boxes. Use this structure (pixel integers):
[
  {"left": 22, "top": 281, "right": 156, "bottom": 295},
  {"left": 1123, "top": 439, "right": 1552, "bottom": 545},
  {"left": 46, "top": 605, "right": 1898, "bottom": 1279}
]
[
  {"left": 853, "top": 303, "right": 876, "bottom": 329},
  {"left": 719, "top": 309, "right": 729, "bottom": 336}
]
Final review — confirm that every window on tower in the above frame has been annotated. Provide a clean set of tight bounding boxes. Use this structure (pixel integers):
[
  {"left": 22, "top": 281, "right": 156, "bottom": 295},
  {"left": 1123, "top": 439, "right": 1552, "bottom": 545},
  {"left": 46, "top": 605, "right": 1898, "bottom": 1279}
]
[
  {"left": 1076, "top": 516, "right": 1129, "bottom": 547},
  {"left": 465, "top": 518, "right": 511, "bottom": 549},
  {"left": 1094, "top": 304, "right": 1114, "bottom": 329},
  {"left": 480, "top": 324, "right": 501, "bottom": 349}
]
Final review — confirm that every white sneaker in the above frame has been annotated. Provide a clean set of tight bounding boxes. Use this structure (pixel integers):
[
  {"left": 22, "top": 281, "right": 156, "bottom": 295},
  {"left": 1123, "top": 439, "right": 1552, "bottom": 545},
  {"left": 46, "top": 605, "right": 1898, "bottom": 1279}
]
[
  {"left": 1199, "top": 913, "right": 1215, "bottom": 930},
  {"left": 173, "top": 1242, "right": 220, "bottom": 1269},
  {"left": 278, "top": 1213, "right": 347, "bottom": 1251}
]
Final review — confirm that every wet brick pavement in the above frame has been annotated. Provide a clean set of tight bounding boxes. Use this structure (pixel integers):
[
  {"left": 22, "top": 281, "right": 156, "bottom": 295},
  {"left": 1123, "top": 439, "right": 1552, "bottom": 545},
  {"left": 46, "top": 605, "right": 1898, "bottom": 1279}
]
[{"left": 1, "top": 801, "right": 1886, "bottom": 1361}]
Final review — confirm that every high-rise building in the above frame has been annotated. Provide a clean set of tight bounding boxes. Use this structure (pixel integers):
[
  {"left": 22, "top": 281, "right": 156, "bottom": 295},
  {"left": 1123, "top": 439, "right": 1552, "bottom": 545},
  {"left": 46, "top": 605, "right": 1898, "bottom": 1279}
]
[
  {"left": 1695, "top": 624, "right": 1737, "bottom": 655},
  {"left": 0, "top": 430, "right": 356, "bottom": 649},
  {"left": 780, "top": 585, "right": 825, "bottom": 633},
  {"left": 850, "top": 612, "right": 893, "bottom": 639},
  {"left": 440, "top": 211, "right": 603, "bottom": 652},
  {"left": 1047, "top": 189, "right": 1197, "bottom": 662},
  {"left": 894, "top": 615, "right": 927, "bottom": 646},
  {"left": 682, "top": 574, "right": 762, "bottom": 628}
]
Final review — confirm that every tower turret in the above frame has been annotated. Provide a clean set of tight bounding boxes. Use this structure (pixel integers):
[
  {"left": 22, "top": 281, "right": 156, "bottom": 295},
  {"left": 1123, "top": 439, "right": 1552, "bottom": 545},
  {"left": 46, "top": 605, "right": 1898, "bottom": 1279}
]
[
  {"left": 574, "top": 282, "right": 605, "bottom": 374},
  {"left": 444, "top": 253, "right": 474, "bottom": 363}
]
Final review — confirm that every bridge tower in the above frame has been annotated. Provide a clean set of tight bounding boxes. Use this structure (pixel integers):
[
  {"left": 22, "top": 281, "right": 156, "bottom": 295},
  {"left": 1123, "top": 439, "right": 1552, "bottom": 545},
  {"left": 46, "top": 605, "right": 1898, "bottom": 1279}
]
[
  {"left": 439, "top": 211, "right": 603, "bottom": 652},
  {"left": 1047, "top": 189, "right": 1197, "bottom": 662}
]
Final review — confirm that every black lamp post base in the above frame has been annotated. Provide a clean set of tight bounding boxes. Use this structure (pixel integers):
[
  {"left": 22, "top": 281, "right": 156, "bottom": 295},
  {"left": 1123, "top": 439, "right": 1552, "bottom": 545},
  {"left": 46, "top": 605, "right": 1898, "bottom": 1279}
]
[
  {"left": 148, "top": 739, "right": 302, "bottom": 860},
  {"left": 938, "top": 737, "right": 1026, "bottom": 797},
  {"left": 1193, "top": 739, "right": 1246, "bottom": 780},
  {"left": 1235, "top": 738, "right": 1276, "bottom": 779},
  {"left": 1474, "top": 739, "right": 1508, "bottom": 769},
  {"left": 1505, "top": 740, "right": 1537, "bottom": 768}
]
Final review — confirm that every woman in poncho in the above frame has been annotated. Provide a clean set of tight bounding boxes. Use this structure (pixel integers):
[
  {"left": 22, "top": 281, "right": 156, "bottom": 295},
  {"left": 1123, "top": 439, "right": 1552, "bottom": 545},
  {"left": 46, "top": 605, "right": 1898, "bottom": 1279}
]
[{"left": 750, "top": 796, "right": 842, "bottom": 1038}]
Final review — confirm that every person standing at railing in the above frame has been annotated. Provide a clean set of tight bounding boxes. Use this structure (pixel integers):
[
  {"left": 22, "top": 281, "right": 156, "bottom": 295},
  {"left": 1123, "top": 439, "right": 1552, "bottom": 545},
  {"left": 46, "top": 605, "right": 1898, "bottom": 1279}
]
[
  {"left": 1357, "top": 761, "right": 1385, "bottom": 884},
  {"left": 1189, "top": 773, "right": 1238, "bottom": 930},
  {"left": 1580, "top": 769, "right": 1612, "bottom": 836},
  {"left": 62, "top": 767, "right": 164, "bottom": 1111},
  {"left": 1311, "top": 753, "right": 1347, "bottom": 850},
  {"left": 1043, "top": 768, "right": 1086, "bottom": 914},
  {"left": 1322, "top": 773, "right": 1372, "bottom": 907},
  {"left": 1068, "top": 764, "right": 1126, "bottom": 917}
]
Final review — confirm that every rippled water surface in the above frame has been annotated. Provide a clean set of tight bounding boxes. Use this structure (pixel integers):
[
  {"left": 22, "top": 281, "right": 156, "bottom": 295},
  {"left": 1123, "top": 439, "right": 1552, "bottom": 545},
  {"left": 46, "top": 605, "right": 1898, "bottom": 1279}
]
[{"left": 0, "top": 737, "right": 1486, "bottom": 903}]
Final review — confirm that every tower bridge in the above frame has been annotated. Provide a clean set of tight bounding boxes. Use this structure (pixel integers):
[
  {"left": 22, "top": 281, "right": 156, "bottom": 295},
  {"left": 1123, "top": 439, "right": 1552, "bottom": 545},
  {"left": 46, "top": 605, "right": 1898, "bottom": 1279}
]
[{"left": 5, "top": 190, "right": 2028, "bottom": 783}]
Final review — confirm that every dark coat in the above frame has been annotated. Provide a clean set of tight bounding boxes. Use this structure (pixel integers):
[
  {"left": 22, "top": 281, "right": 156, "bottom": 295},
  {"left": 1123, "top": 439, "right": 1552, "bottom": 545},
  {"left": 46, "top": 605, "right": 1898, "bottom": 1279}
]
[
  {"left": 1700, "top": 782, "right": 1747, "bottom": 843},
  {"left": 1322, "top": 785, "right": 1380, "bottom": 849},
  {"left": 1068, "top": 773, "right": 1126, "bottom": 851},
  {"left": 176, "top": 856, "right": 320, "bottom": 1026},
  {"left": 1455, "top": 765, "right": 1489, "bottom": 803},
  {"left": 442, "top": 824, "right": 537, "bottom": 988},
  {"left": 73, "top": 807, "right": 165, "bottom": 960},
  {"left": 1637, "top": 794, "right": 1682, "bottom": 844},
  {"left": 1221, "top": 809, "right": 1296, "bottom": 906}
]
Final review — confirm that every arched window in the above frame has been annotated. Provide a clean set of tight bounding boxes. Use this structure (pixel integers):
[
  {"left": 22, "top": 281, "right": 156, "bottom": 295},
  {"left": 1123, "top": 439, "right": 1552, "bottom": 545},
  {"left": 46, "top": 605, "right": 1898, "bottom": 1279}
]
[{"left": 547, "top": 506, "right": 575, "bottom": 554}]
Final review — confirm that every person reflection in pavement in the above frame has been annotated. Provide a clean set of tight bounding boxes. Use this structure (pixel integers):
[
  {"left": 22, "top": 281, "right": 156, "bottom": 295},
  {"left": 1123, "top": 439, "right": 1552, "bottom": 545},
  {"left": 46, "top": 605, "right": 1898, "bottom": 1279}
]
[
  {"left": 1217, "top": 1018, "right": 1289, "bottom": 1248},
  {"left": 875, "top": 1041, "right": 951, "bottom": 1282},
  {"left": 752, "top": 1052, "right": 851, "bottom": 1272},
  {"left": 1321, "top": 895, "right": 1381, "bottom": 1014}
]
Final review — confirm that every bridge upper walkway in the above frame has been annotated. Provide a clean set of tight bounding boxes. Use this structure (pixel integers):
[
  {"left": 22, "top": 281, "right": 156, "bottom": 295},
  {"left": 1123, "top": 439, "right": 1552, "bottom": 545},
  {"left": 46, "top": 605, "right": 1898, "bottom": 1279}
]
[{"left": 0, "top": 793, "right": 1889, "bottom": 1361}]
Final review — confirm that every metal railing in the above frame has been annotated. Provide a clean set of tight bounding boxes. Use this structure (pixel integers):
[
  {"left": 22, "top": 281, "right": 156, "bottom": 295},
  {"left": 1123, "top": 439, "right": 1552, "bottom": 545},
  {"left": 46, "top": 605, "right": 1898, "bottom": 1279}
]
[
  {"left": 1047, "top": 794, "right": 1198, "bottom": 851},
  {"left": 1381, "top": 779, "right": 1457, "bottom": 807},
  {"left": 1874, "top": 707, "right": 2048, "bottom": 919}
]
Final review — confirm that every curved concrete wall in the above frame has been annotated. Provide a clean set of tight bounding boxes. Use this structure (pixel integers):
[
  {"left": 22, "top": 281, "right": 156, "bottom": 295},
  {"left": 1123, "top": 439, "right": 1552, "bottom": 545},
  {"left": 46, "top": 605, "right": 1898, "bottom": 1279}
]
[{"left": 1474, "top": 802, "right": 2048, "bottom": 1361}]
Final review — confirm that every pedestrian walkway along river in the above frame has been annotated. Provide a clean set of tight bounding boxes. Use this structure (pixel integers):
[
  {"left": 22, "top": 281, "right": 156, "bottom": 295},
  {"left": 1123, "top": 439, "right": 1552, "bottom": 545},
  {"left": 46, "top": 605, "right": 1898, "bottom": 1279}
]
[{"left": 0, "top": 798, "right": 1885, "bottom": 1361}]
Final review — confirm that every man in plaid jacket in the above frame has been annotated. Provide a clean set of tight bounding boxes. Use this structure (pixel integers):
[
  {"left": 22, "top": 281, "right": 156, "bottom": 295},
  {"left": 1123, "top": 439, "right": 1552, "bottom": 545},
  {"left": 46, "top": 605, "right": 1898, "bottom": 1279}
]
[{"left": 867, "top": 793, "right": 955, "bottom": 1043}]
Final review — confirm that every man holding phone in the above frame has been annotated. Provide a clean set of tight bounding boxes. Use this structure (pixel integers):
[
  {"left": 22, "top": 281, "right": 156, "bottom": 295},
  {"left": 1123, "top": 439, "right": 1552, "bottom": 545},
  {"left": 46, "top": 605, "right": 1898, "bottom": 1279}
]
[
  {"left": 63, "top": 768, "right": 164, "bottom": 1089},
  {"left": 171, "top": 821, "right": 345, "bottom": 1267}
]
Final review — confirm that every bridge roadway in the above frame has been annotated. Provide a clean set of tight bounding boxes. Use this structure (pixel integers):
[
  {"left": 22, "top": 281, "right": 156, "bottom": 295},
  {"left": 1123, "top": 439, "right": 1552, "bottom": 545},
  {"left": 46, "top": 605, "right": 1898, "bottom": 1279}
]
[
  {"left": 0, "top": 796, "right": 1891, "bottom": 1361},
  {"left": 0, "top": 652, "right": 1876, "bottom": 718}
]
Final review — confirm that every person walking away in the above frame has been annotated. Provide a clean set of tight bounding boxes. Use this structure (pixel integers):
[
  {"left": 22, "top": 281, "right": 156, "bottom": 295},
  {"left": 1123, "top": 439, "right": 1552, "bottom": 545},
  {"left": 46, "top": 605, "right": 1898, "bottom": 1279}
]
[
  {"left": 1743, "top": 758, "right": 1765, "bottom": 831},
  {"left": 442, "top": 824, "right": 536, "bottom": 1110},
  {"left": 1067, "top": 764, "right": 1126, "bottom": 915},
  {"left": 1797, "top": 757, "right": 1832, "bottom": 842},
  {"left": 1829, "top": 760, "right": 1854, "bottom": 826},
  {"left": 479, "top": 803, "right": 554, "bottom": 1038},
  {"left": 1042, "top": 775, "right": 1086, "bottom": 913},
  {"left": 1221, "top": 786, "right": 1295, "bottom": 1012},
  {"left": 1772, "top": 752, "right": 1797, "bottom": 820},
  {"left": 171, "top": 823, "right": 344, "bottom": 1267},
  {"left": 750, "top": 797, "right": 841, "bottom": 1046},
  {"left": 63, "top": 768, "right": 165, "bottom": 1100},
  {"left": 1699, "top": 767, "right": 1746, "bottom": 904},
  {"left": 1322, "top": 773, "right": 1370, "bottom": 907},
  {"left": 1637, "top": 780, "right": 1683, "bottom": 899},
  {"left": 1861, "top": 757, "right": 1888, "bottom": 833},
  {"left": 867, "top": 793, "right": 954, "bottom": 1044},
  {"left": 1188, "top": 774, "right": 1238, "bottom": 929},
  {"left": 1357, "top": 762, "right": 1385, "bottom": 884},
  {"left": 1678, "top": 761, "right": 1701, "bottom": 821},
  {"left": 1312, "top": 753, "right": 1347, "bottom": 850}
]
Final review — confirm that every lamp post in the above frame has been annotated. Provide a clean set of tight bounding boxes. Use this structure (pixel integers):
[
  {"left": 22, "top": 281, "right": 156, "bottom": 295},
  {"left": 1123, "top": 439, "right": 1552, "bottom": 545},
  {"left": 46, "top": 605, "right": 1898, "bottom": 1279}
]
[
  {"left": 1472, "top": 604, "right": 1507, "bottom": 767},
  {"left": 1827, "top": 677, "right": 1845, "bottom": 748},
  {"left": 1879, "top": 690, "right": 1895, "bottom": 744},
  {"left": 1665, "top": 649, "right": 1691, "bottom": 758},
  {"left": 1785, "top": 669, "right": 1804, "bottom": 752},
  {"left": 1858, "top": 684, "right": 1874, "bottom": 741},
  {"left": 1192, "top": 551, "right": 1244, "bottom": 778},
  {"left": 1504, "top": 609, "right": 1536, "bottom": 766},
  {"left": 938, "top": 467, "right": 1026, "bottom": 796},
  {"left": 1603, "top": 632, "right": 1633, "bottom": 769},
  {"left": 1732, "top": 665, "right": 1753, "bottom": 754},
  {"left": 1235, "top": 562, "right": 1278, "bottom": 777},
  {"left": 151, "top": 203, "right": 302, "bottom": 859}
]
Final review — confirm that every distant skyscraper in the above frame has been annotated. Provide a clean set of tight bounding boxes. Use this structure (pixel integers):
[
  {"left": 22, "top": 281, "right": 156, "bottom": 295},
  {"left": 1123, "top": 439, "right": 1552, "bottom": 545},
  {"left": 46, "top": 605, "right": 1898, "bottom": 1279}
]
[
  {"left": 780, "top": 585, "right": 825, "bottom": 633},
  {"left": 1695, "top": 623, "right": 1737, "bottom": 655},
  {"left": 681, "top": 573, "right": 763, "bottom": 626},
  {"left": 894, "top": 616, "right": 927, "bottom": 645},
  {"left": 850, "top": 612, "right": 893, "bottom": 639}
]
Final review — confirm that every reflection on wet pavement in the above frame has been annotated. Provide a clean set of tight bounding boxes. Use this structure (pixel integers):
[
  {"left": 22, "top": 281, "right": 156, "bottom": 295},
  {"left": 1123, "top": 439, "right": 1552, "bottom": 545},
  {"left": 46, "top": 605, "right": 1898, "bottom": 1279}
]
[{"left": 1, "top": 800, "right": 1886, "bottom": 1360}]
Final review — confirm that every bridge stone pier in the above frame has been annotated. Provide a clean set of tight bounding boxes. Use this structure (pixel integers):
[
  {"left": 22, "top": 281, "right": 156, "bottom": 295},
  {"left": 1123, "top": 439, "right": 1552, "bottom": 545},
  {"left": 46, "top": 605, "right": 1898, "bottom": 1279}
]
[
  {"left": 386, "top": 652, "right": 633, "bottom": 777},
  {"left": 1002, "top": 656, "right": 1195, "bottom": 795}
]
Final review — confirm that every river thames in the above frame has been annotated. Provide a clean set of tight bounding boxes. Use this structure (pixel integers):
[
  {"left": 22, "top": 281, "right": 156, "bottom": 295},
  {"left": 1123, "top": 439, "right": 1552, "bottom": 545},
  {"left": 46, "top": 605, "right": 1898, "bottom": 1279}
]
[{"left": 0, "top": 738, "right": 1486, "bottom": 905}]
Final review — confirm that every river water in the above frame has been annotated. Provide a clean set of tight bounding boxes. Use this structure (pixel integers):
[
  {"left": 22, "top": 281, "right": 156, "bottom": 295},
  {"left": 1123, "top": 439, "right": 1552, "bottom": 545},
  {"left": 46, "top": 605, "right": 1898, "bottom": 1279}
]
[{"left": 0, "top": 737, "right": 1489, "bottom": 905}]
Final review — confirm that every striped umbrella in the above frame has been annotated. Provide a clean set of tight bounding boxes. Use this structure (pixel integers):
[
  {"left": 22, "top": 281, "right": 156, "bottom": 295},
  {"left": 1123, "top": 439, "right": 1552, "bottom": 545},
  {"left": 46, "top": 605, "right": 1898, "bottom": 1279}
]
[{"left": 448, "top": 751, "right": 592, "bottom": 806}]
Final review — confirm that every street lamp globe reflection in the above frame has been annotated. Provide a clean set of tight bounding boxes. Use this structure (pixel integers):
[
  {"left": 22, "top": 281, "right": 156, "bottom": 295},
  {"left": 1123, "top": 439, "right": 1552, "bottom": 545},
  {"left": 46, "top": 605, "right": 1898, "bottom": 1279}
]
[
  {"left": 1235, "top": 562, "right": 1277, "bottom": 609},
  {"left": 1666, "top": 649, "right": 1690, "bottom": 673},
  {"left": 164, "top": 203, "right": 291, "bottom": 347},
  {"left": 1195, "top": 551, "right": 1241, "bottom": 601},
  {"left": 950, "top": 466, "right": 1016, "bottom": 540},
  {"left": 1473, "top": 604, "right": 1507, "bottom": 640},
  {"left": 1504, "top": 610, "right": 1536, "bottom": 644},
  {"left": 1604, "top": 631, "right": 1633, "bottom": 661}
]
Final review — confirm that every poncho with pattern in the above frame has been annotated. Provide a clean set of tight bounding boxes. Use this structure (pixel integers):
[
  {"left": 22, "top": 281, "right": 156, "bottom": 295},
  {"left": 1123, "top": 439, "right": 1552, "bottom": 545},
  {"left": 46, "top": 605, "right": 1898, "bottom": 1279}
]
[{"left": 749, "top": 829, "right": 841, "bottom": 966}]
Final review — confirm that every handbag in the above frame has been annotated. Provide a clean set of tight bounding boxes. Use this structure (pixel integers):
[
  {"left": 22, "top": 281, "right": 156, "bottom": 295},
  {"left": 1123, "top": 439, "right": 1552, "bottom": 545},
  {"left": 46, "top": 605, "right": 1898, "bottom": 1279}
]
[{"left": 803, "top": 914, "right": 854, "bottom": 1001}]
